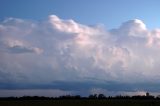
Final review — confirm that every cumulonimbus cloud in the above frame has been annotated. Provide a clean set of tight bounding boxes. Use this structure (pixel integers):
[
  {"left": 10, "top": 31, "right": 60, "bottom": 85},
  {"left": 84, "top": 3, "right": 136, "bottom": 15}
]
[{"left": 0, "top": 15, "right": 160, "bottom": 92}]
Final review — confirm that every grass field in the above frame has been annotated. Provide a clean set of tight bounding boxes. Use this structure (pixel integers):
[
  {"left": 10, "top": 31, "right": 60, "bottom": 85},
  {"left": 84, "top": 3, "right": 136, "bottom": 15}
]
[{"left": 0, "top": 99, "right": 160, "bottom": 106}]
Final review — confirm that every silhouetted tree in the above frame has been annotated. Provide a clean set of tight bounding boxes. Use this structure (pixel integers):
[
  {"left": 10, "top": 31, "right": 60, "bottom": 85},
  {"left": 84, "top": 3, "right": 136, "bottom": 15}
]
[
  {"left": 0, "top": 92, "right": 157, "bottom": 100},
  {"left": 146, "top": 92, "right": 150, "bottom": 96},
  {"left": 88, "top": 94, "right": 97, "bottom": 99},
  {"left": 98, "top": 94, "right": 106, "bottom": 99}
]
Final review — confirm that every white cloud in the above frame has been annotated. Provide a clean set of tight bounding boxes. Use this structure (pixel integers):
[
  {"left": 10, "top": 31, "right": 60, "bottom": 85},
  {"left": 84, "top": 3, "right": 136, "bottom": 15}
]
[
  {"left": 111, "top": 19, "right": 147, "bottom": 38},
  {"left": 0, "top": 15, "right": 160, "bottom": 88}
]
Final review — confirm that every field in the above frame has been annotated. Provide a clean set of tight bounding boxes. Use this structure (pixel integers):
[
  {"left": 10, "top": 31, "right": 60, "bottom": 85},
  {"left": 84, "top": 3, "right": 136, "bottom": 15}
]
[{"left": 0, "top": 99, "right": 160, "bottom": 106}]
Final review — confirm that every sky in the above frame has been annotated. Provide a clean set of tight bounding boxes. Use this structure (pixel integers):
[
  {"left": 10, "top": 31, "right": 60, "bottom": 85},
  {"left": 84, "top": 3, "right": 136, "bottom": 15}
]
[
  {"left": 1, "top": 0, "right": 160, "bottom": 29},
  {"left": 1, "top": 0, "right": 160, "bottom": 97}
]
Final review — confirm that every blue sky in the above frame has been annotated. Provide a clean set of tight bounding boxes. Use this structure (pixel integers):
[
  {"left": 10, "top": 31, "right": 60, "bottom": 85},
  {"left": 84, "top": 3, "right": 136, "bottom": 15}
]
[
  {"left": 1, "top": 0, "right": 160, "bottom": 97},
  {"left": 0, "top": 0, "right": 160, "bottom": 29}
]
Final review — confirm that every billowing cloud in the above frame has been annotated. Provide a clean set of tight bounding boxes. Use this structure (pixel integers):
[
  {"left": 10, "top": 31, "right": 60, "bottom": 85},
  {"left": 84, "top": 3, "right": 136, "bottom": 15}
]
[{"left": 0, "top": 15, "right": 160, "bottom": 96}]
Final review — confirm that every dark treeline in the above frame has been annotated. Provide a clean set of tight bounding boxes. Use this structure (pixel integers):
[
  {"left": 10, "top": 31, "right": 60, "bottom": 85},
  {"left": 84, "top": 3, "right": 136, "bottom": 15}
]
[{"left": 0, "top": 93, "right": 160, "bottom": 100}]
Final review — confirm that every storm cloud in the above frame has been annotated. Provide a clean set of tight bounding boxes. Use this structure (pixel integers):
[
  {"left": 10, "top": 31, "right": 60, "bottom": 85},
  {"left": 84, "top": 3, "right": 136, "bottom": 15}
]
[{"left": 0, "top": 15, "right": 160, "bottom": 96}]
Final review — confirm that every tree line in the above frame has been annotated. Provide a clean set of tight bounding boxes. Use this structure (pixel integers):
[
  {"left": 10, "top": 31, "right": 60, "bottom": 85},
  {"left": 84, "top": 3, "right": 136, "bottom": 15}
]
[{"left": 1, "top": 93, "right": 160, "bottom": 100}]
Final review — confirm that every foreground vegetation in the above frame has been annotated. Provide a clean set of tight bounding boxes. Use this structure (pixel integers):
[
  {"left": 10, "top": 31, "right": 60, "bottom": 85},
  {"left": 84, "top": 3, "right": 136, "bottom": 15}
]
[
  {"left": 1, "top": 93, "right": 160, "bottom": 106},
  {"left": 1, "top": 99, "right": 160, "bottom": 106}
]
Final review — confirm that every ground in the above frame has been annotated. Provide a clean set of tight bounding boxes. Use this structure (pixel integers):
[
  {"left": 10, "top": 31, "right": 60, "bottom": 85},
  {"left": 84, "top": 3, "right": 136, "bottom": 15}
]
[{"left": 0, "top": 99, "right": 160, "bottom": 106}]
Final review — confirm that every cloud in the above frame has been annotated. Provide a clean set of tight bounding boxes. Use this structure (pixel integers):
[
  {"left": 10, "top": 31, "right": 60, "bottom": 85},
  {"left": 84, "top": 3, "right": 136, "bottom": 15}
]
[
  {"left": 89, "top": 88, "right": 147, "bottom": 96},
  {"left": 0, "top": 89, "right": 72, "bottom": 97},
  {"left": 1, "top": 15, "right": 160, "bottom": 96},
  {"left": 6, "top": 41, "right": 43, "bottom": 54},
  {"left": 111, "top": 19, "right": 147, "bottom": 37}
]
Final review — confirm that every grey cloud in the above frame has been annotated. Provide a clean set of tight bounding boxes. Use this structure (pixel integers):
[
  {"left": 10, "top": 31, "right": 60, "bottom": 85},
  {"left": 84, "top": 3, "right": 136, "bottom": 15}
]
[
  {"left": 0, "top": 89, "right": 72, "bottom": 97},
  {"left": 7, "top": 45, "right": 39, "bottom": 54}
]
